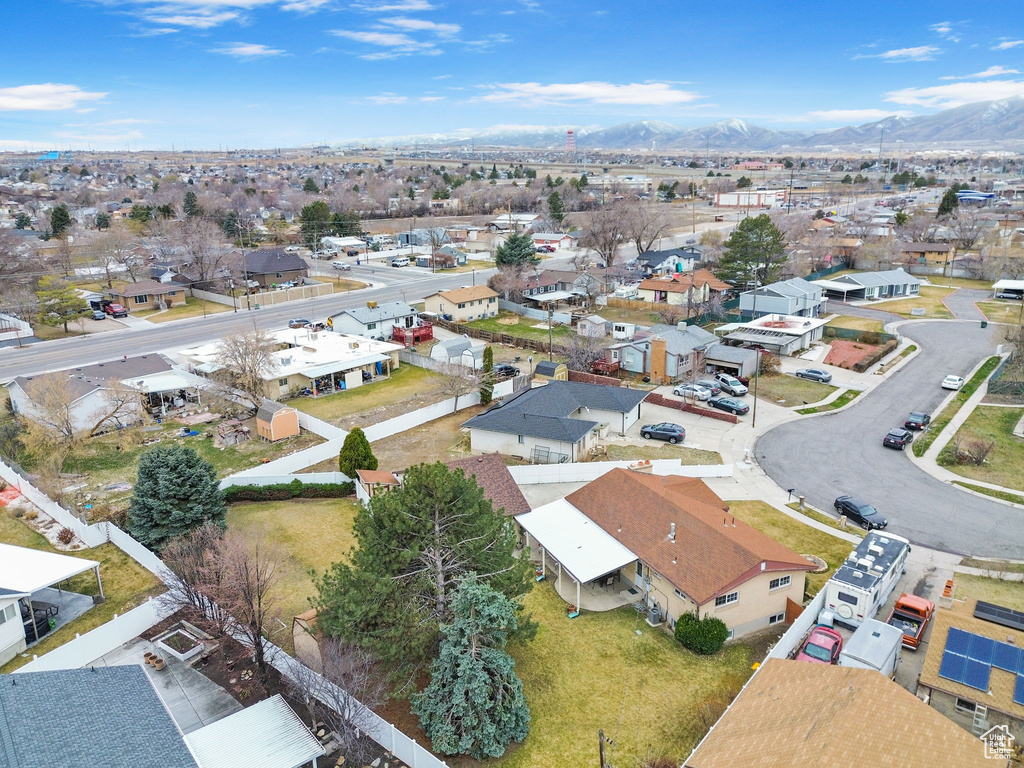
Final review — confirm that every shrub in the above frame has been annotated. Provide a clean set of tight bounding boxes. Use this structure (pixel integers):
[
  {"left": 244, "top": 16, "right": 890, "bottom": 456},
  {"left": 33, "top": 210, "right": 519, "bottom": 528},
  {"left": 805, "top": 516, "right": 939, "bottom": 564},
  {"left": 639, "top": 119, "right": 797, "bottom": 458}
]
[
  {"left": 57, "top": 526, "right": 75, "bottom": 545},
  {"left": 674, "top": 612, "right": 730, "bottom": 655},
  {"left": 23, "top": 511, "right": 37, "bottom": 521},
  {"left": 223, "top": 480, "right": 354, "bottom": 503}
]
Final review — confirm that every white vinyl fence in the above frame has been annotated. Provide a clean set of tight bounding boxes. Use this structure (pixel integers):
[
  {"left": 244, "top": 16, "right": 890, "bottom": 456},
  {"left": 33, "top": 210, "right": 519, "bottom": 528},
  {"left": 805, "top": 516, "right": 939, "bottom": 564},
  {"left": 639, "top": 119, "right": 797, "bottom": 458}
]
[
  {"left": 507, "top": 459, "right": 733, "bottom": 485},
  {"left": 766, "top": 590, "right": 827, "bottom": 661},
  {"left": 362, "top": 393, "right": 481, "bottom": 442},
  {"left": 0, "top": 460, "right": 108, "bottom": 547}
]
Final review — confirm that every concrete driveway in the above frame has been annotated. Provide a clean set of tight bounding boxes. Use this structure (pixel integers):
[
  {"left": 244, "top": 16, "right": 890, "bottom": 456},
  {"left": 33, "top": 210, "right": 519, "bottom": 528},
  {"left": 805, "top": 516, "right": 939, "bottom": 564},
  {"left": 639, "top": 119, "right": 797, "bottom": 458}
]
[{"left": 754, "top": 319, "right": 1017, "bottom": 557}]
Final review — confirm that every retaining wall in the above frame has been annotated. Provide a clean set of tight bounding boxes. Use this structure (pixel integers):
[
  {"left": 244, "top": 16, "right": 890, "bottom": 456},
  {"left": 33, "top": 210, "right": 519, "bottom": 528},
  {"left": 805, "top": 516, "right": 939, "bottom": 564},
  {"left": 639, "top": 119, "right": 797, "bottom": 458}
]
[{"left": 645, "top": 392, "right": 739, "bottom": 423}]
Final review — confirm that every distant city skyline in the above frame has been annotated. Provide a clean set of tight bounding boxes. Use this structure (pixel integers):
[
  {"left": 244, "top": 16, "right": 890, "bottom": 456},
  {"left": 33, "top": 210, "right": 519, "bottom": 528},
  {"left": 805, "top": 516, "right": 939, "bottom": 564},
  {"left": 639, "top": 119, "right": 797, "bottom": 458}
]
[{"left": 2, "top": 0, "right": 1024, "bottom": 150}]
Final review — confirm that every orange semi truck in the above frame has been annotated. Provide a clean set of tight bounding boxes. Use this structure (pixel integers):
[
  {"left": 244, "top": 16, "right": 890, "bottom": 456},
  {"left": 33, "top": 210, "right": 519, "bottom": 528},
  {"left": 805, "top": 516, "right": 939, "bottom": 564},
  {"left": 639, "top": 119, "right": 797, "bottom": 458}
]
[{"left": 886, "top": 593, "right": 935, "bottom": 650}]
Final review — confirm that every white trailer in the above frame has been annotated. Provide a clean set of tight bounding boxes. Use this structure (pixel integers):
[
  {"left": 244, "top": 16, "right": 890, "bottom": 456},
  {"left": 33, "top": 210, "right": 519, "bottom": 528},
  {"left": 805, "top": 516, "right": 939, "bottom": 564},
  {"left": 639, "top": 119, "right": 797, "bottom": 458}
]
[
  {"left": 838, "top": 618, "right": 903, "bottom": 679},
  {"left": 819, "top": 532, "right": 910, "bottom": 630}
]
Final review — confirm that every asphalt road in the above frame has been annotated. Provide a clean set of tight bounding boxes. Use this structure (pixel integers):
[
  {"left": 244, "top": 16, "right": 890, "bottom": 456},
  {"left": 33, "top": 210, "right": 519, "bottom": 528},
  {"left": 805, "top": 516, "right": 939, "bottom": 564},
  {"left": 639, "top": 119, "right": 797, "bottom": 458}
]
[{"left": 755, "top": 319, "right": 1021, "bottom": 558}]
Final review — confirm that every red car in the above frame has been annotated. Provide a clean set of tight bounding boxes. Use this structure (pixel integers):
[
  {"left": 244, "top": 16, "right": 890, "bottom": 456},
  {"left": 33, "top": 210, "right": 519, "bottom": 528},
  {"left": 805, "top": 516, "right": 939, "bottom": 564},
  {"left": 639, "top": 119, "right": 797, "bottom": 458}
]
[{"left": 795, "top": 626, "right": 843, "bottom": 664}]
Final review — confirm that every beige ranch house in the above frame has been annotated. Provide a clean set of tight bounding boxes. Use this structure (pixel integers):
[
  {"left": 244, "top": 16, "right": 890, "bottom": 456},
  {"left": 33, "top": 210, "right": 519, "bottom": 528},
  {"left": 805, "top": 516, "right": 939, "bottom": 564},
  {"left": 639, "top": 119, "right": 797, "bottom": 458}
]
[{"left": 423, "top": 285, "right": 498, "bottom": 322}]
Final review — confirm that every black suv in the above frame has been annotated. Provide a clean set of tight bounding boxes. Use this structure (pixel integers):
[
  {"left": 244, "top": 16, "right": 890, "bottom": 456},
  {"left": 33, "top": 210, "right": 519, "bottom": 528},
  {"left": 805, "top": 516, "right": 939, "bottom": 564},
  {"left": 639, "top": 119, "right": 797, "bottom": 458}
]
[
  {"left": 883, "top": 428, "right": 914, "bottom": 450},
  {"left": 834, "top": 496, "right": 888, "bottom": 530},
  {"left": 493, "top": 364, "right": 520, "bottom": 380}
]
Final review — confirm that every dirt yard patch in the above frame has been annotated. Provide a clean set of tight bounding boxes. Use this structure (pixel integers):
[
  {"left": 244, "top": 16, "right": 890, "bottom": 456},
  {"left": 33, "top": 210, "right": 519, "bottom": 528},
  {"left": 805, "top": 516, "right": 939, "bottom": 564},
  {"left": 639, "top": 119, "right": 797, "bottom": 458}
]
[
  {"left": 823, "top": 339, "right": 880, "bottom": 369},
  {"left": 368, "top": 404, "right": 487, "bottom": 469}
]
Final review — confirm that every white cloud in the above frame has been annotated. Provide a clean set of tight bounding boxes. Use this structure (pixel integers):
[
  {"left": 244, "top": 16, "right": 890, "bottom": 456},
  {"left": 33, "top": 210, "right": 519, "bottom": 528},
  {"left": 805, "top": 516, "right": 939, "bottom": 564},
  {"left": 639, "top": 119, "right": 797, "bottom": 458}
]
[
  {"left": 331, "top": 27, "right": 444, "bottom": 57},
  {"left": 801, "top": 108, "right": 914, "bottom": 122},
  {"left": 992, "top": 39, "right": 1024, "bottom": 50},
  {"left": 281, "top": 0, "right": 329, "bottom": 10},
  {"left": 146, "top": 11, "right": 240, "bottom": 28},
  {"left": 211, "top": 41, "right": 287, "bottom": 57},
  {"left": 477, "top": 81, "right": 702, "bottom": 106},
  {"left": 432, "top": 74, "right": 452, "bottom": 79},
  {"left": 52, "top": 130, "right": 145, "bottom": 144},
  {"left": 379, "top": 17, "right": 460, "bottom": 38},
  {"left": 930, "top": 21, "right": 962, "bottom": 42},
  {"left": 419, "top": 96, "right": 444, "bottom": 101},
  {"left": 367, "top": 93, "right": 407, "bottom": 104},
  {"left": 99, "top": 1, "right": 333, "bottom": 32},
  {"left": 0, "top": 83, "right": 108, "bottom": 112},
  {"left": 0, "top": 139, "right": 55, "bottom": 151},
  {"left": 940, "top": 65, "right": 1019, "bottom": 80},
  {"left": 350, "top": 0, "right": 435, "bottom": 10},
  {"left": 856, "top": 45, "right": 940, "bottom": 62},
  {"left": 885, "top": 79, "right": 1024, "bottom": 108},
  {"left": 465, "top": 33, "right": 510, "bottom": 49}
]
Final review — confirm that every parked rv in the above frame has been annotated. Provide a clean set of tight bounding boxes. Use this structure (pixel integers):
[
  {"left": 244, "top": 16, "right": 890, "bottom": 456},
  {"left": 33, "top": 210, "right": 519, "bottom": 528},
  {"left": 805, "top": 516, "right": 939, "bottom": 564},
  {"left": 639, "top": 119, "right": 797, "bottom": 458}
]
[{"left": 820, "top": 532, "right": 910, "bottom": 630}]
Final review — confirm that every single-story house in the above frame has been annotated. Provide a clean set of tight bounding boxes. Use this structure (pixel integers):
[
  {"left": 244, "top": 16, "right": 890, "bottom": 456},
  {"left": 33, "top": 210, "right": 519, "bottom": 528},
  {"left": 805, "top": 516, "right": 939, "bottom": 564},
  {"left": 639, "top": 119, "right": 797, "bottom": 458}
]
[
  {"left": 531, "top": 232, "right": 575, "bottom": 250},
  {"left": 243, "top": 249, "right": 309, "bottom": 288},
  {"left": 431, "top": 337, "right": 486, "bottom": 369},
  {"left": 916, "top": 597, "right": 1024, "bottom": 742},
  {"left": 447, "top": 453, "right": 530, "bottom": 517},
  {"left": 543, "top": 268, "right": 618, "bottom": 298},
  {"left": 705, "top": 343, "right": 759, "bottom": 378},
  {"left": 636, "top": 268, "right": 729, "bottom": 307},
  {"left": 328, "top": 301, "right": 417, "bottom": 340},
  {"left": 110, "top": 279, "right": 189, "bottom": 310},
  {"left": 488, "top": 213, "right": 540, "bottom": 232},
  {"left": 180, "top": 328, "right": 402, "bottom": 399},
  {"left": 738, "top": 277, "right": 823, "bottom": 319},
  {"left": 900, "top": 242, "right": 956, "bottom": 268},
  {"left": 462, "top": 380, "right": 648, "bottom": 463},
  {"left": 6, "top": 354, "right": 199, "bottom": 434},
  {"left": 423, "top": 285, "right": 499, "bottom": 322},
  {"left": 0, "top": 587, "right": 30, "bottom": 667},
  {"left": 684, "top": 659, "right": 991, "bottom": 768},
  {"left": 604, "top": 324, "right": 717, "bottom": 382},
  {"left": 255, "top": 399, "right": 300, "bottom": 442},
  {"left": 517, "top": 469, "right": 813, "bottom": 637},
  {"left": 813, "top": 268, "right": 921, "bottom": 301},
  {"left": 718, "top": 313, "right": 829, "bottom": 356},
  {"left": 634, "top": 248, "right": 699, "bottom": 277}
]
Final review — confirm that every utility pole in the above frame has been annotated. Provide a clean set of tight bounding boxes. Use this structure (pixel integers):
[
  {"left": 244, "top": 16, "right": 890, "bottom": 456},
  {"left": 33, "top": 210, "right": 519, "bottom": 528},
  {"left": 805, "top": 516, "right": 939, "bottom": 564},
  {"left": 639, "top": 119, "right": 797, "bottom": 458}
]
[{"left": 878, "top": 128, "right": 887, "bottom": 187}]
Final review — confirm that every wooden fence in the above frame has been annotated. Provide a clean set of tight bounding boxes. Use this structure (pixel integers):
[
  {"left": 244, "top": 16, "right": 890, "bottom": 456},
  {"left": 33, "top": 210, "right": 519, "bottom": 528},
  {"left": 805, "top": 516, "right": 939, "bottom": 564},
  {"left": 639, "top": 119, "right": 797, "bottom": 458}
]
[{"left": 426, "top": 315, "right": 552, "bottom": 353}]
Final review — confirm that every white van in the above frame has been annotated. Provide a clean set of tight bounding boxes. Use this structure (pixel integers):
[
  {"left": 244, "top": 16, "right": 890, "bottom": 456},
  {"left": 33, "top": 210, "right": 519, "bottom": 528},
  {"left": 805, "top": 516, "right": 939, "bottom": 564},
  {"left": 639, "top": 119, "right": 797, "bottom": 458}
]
[
  {"left": 331, "top": 261, "right": 351, "bottom": 271},
  {"left": 391, "top": 256, "right": 410, "bottom": 268}
]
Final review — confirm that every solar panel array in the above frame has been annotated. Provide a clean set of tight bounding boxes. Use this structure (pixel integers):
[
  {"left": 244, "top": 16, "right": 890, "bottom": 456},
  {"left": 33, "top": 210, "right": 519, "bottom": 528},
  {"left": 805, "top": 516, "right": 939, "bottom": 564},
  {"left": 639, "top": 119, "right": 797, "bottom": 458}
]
[{"left": 939, "top": 627, "right": 1024, "bottom": 704}]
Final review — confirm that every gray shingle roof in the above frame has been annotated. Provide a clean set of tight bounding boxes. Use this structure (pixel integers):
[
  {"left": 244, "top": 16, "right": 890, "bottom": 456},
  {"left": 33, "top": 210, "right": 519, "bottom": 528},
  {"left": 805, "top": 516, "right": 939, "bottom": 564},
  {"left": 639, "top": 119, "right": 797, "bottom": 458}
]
[
  {"left": 648, "top": 324, "right": 717, "bottom": 356},
  {"left": 243, "top": 249, "right": 307, "bottom": 275},
  {"left": 705, "top": 343, "right": 758, "bottom": 364},
  {"left": 833, "top": 268, "right": 922, "bottom": 288},
  {"left": 256, "top": 398, "right": 289, "bottom": 422},
  {"left": 0, "top": 666, "right": 199, "bottom": 768},
  {"left": 463, "top": 381, "right": 647, "bottom": 443},
  {"left": 12, "top": 354, "right": 174, "bottom": 402},
  {"left": 332, "top": 301, "right": 415, "bottom": 326}
]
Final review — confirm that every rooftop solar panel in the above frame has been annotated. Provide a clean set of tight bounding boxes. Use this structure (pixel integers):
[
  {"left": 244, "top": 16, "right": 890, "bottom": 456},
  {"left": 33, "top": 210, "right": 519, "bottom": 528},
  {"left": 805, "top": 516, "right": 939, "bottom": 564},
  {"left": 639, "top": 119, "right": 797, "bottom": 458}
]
[
  {"left": 963, "top": 659, "right": 992, "bottom": 692},
  {"left": 946, "top": 627, "right": 971, "bottom": 656},
  {"left": 939, "top": 650, "right": 967, "bottom": 684},
  {"left": 968, "top": 634, "right": 996, "bottom": 664},
  {"left": 1015, "top": 675, "right": 1024, "bottom": 707},
  {"left": 975, "top": 600, "right": 1024, "bottom": 632},
  {"left": 992, "top": 642, "right": 1021, "bottom": 674}
]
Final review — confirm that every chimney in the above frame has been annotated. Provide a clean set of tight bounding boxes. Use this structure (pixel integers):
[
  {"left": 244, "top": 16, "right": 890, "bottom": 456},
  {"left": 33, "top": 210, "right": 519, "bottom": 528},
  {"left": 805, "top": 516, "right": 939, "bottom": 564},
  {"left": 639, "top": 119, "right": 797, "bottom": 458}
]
[
  {"left": 669, "top": 522, "right": 676, "bottom": 542},
  {"left": 649, "top": 336, "right": 667, "bottom": 385},
  {"left": 628, "top": 459, "right": 653, "bottom": 474}
]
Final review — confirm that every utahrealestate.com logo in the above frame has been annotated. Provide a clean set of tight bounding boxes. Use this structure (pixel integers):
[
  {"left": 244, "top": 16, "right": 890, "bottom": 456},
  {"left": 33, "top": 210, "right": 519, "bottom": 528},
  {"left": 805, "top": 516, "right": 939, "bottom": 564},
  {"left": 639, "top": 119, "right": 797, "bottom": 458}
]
[{"left": 980, "top": 724, "right": 1015, "bottom": 760}]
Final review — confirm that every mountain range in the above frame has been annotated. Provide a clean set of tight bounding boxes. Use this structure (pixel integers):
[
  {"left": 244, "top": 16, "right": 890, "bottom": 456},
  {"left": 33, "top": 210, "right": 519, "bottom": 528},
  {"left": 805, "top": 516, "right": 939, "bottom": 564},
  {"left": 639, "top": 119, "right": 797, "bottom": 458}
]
[{"left": 336, "top": 97, "right": 1024, "bottom": 152}]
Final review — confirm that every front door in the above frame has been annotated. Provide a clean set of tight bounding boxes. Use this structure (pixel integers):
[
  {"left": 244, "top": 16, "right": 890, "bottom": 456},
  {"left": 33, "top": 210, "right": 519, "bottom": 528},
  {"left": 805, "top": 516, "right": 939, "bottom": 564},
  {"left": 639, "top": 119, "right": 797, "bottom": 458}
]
[{"left": 635, "top": 561, "right": 644, "bottom": 589}]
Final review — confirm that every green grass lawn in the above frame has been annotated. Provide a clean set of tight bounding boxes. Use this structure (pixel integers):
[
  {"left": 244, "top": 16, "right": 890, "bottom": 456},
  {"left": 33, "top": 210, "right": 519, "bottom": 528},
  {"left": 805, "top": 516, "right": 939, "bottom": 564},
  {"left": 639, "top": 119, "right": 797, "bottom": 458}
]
[
  {"left": 913, "top": 357, "right": 1001, "bottom": 457},
  {"left": 795, "top": 389, "right": 860, "bottom": 414},
  {"left": 726, "top": 500, "right": 856, "bottom": 596},
  {"left": 959, "top": 557, "right": 1024, "bottom": 575},
  {"left": 133, "top": 297, "right": 232, "bottom": 323},
  {"left": 464, "top": 312, "right": 575, "bottom": 344},
  {"left": 940, "top": 277, "right": 1000, "bottom": 291},
  {"left": 952, "top": 481, "right": 1024, "bottom": 505},
  {"left": 938, "top": 406, "right": 1024, "bottom": 490},
  {"left": 226, "top": 498, "right": 359, "bottom": 654},
  {"left": 753, "top": 374, "right": 837, "bottom": 408},
  {"left": 872, "top": 285, "right": 955, "bottom": 319},
  {"left": 603, "top": 443, "right": 722, "bottom": 465},
  {"left": 598, "top": 304, "right": 663, "bottom": 327},
  {"left": 977, "top": 300, "right": 1024, "bottom": 323},
  {"left": 0, "top": 510, "right": 164, "bottom": 672},
  {"left": 826, "top": 315, "right": 885, "bottom": 333},
  {"left": 951, "top": 574, "right": 1024, "bottom": 611},
  {"left": 289, "top": 365, "right": 445, "bottom": 425},
  {"left": 496, "top": 581, "right": 754, "bottom": 768}
]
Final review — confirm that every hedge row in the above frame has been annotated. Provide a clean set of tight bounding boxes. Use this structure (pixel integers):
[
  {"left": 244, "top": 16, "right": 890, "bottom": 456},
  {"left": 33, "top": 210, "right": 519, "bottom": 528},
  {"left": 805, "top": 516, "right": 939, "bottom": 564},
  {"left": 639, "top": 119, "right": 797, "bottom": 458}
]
[{"left": 223, "top": 479, "right": 355, "bottom": 503}]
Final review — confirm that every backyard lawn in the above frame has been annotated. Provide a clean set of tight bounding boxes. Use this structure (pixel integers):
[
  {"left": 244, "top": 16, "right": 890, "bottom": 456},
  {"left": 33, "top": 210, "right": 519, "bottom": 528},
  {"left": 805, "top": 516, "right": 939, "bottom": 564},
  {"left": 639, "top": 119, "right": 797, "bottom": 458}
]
[
  {"left": 464, "top": 312, "right": 575, "bottom": 344},
  {"left": 826, "top": 315, "right": 885, "bottom": 334},
  {"left": 289, "top": 364, "right": 447, "bottom": 426},
  {"left": 226, "top": 498, "right": 359, "bottom": 654},
  {"left": 951, "top": 574, "right": 1024, "bottom": 611},
  {"left": 753, "top": 373, "right": 836, "bottom": 408},
  {"left": 873, "top": 285, "right": 955, "bottom": 319},
  {"left": 726, "top": 500, "right": 856, "bottom": 596},
  {"left": 978, "top": 300, "right": 1024, "bottom": 323},
  {"left": 132, "top": 297, "right": 232, "bottom": 322},
  {"left": 603, "top": 443, "right": 723, "bottom": 465},
  {"left": 0, "top": 509, "right": 164, "bottom": 672},
  {"left": 938, "top": 406, "right": 1024, "bottom": 491}
]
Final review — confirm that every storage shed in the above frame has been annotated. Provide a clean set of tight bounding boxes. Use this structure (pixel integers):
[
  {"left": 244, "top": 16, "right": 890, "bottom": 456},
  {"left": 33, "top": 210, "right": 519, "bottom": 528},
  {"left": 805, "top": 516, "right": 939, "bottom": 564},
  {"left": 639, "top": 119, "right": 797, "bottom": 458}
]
[
  {"left": 256, "top": 399, "right": 300, "bottom": 442},
  {"left": 534, "top": 360, "right": 568, "bottom": 380}
]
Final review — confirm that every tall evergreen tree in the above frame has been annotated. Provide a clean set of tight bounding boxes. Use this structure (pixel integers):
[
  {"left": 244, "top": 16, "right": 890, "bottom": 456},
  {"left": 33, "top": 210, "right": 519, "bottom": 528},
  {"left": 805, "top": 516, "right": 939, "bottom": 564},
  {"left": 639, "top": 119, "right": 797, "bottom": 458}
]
[
  {"left": 314, "top": 462, "right": 534, "bottom": 679},
  {"left": 479, "top": 346, "right": 494, "bottom": 405},
  {"left": 183, "top": 190, "right": 201, "bottom": 218},
  {"left": 35, "top": 276, "right": 89, "bottom": 333},
  {"left": 128, "top": 445, "right": 226, "bottom": 550},
  {"left": 716, "top": 214, "right": 787, "bottom": 287},
  {"left": 494, "top": 232, "right": 540, "bottom": 269},
  {"left": 49, "top": 204, "right": 72, "bottom": 239},
  {"left": 547, "top": 191, "right": 564, "bottom": 226},
  {"left": 338, "top": 427, "right": 377, "bottom": 477},
  {"left": 937, "top": 188, "right": 959, "bottom": 218},
  {"left": 412, "top": 577, "right": 530, "bottom": 759},
  {"left": 303, "top": 177, "right": 320, "bottom": 193},
  {"left": 299, "top": 200, "right": 331, "bottom": 250}
]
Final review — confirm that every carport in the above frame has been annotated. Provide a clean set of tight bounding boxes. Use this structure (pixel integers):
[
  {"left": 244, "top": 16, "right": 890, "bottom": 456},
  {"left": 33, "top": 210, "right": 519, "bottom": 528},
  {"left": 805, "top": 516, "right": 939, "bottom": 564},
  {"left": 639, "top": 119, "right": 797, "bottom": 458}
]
[
  {"left": 992, "top": 279, "right": 1024, "bottom": 298},
  {"left": 516, "top": 498, "right": 637, "bottom": 611}
]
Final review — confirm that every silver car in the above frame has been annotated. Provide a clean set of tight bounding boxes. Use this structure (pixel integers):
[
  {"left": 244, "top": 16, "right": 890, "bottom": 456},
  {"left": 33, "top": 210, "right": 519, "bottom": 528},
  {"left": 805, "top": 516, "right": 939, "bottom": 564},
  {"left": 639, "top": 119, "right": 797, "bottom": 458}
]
[
  {"left": 795, "top": 367, "right": 833, "bottom": 383},
  {"left": 673, "top": 383, "right": 712, "bottom": 400}
]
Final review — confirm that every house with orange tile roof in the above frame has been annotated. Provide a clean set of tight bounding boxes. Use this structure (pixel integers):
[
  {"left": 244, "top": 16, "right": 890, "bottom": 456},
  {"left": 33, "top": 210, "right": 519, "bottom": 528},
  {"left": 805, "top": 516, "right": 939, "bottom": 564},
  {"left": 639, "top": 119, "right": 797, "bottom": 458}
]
[{"left": 516, "top": 467, "right": 814, "bottom": 637}]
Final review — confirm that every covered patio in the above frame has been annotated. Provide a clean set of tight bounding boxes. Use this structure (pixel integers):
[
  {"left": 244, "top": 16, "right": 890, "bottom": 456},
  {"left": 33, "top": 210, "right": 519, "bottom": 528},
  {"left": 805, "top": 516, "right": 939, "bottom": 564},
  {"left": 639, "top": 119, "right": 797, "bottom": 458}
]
[
  {"left": 134, "top": 369, "right": 205, "bottom": 416},
  {"left": 0, "top": 543, "right": 103, "bottom": 645},
  {"left": 516, "top": 499, "right": 638, "bottom": 613},
  {"left": 298, "top": 352, "right": 391, "bottom": 397}
]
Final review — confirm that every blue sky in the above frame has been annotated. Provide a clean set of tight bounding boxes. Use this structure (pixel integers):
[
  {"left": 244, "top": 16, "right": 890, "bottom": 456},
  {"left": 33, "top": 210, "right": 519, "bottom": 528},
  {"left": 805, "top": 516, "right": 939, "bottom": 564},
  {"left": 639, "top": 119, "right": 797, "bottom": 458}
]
[{"left": 2, "top": 0, "right": 1024, "bottom": 150}]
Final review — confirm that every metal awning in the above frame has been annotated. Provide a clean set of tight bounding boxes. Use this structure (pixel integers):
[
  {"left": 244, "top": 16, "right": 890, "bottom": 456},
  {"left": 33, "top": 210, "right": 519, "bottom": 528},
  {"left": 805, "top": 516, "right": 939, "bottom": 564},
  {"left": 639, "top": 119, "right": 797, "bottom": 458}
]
[
  {"left": 0, "top": 543, "right": 99, "bottom": 594},
  {"left": 526, "top": 290, "right": 577, "bottom": 304},
  {"left": 132, "top": 371, "right": 202, "bottom": 393},
  {"left": 299, "top": 353, "right": 388, "bottom": 378},
  {"left": 812, "top": 279, "right": 857, "bottom": 293},
  {"left": 515, "top": 499, "right": 636, "bottom": 584}
]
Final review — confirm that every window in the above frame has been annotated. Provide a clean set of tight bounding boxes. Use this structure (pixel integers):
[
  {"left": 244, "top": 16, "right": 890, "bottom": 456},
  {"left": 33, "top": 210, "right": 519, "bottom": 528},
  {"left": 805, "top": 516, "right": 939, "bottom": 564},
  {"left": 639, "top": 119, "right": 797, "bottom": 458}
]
[
  {"left": 674, "top": 588, "right": 687, "bottom": 601},
  {"left": 769, "top": 575, "right": 791, "bottom": 590},
  {"left": 167, "top": 291, "right": 178, "bottom": 297},
  {"left": 458, "top": 302, "right": 466, "bottom": 309},
  {"left": 367, "top": 323, "right": 377, "bottom": 330},
  {"left": 278, "top": 378, "right": 288, "bottom": 387},
  {"left": 652, "top": 572, "right": 662, "bottom": 581},
  {"left": 0, "top": 603, "right": 13, "bottom": 625},
  {"left": 276, "top": 272, "right": 283, "bottom": 278},
  {"left": 837, "top": 591, "right": 858, "bottom": 605},
  {"left": 726, "top": 629, "right": 734, "bottom": 640},
  {"left": 715, "top": 591, "right": 739, "bottom": 608},
  {"left": 517, "top": 435, "right": 524, "bottom": 444},
  {"left": 768, "top": 612, "right": 785, "bottom": 625},
  {"left": 955, "top": 698, "right": 977, "bottom": 714},
  {"left": 133, "top": 295, "right": 149, "bottom": 304}
]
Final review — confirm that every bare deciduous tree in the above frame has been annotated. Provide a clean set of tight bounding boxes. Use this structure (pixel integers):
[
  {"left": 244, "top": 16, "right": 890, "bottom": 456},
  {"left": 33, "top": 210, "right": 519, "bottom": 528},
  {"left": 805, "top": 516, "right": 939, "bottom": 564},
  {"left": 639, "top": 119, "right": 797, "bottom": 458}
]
[
  {"left": 579, "top": 208, "right": 627, "bottom": 267},
  {"left": 949, "top": 208, "right": 984, "bottom": 251},
  {"left": 160, "top": 522, "right": 230, "bottom": 635},
  {"left": 287, "top": 636, "right": 389, "bottom": 766},
  {"left": 213, "top": 329, "right": 278, "bottom": 412},
  {"left": 619, "top": 198, "right": 672, "bottom": 256},
  {"left": 437, "top": 361, "right": 480, "bottom": 411},
  {"left": 86, "top": 380, "right": 142, "bottom": 437},
  {"left": 557, "top": 333, "right": 606, "bottom": 372},
  {"left": 487, "top": 267, "right": 527, "bottom": 302},
  {"left": 23, "top": 373, "right": 80, "bottom": 450},
  {"left": 182, "top": 218, "right": 230, "bottom": 287}
]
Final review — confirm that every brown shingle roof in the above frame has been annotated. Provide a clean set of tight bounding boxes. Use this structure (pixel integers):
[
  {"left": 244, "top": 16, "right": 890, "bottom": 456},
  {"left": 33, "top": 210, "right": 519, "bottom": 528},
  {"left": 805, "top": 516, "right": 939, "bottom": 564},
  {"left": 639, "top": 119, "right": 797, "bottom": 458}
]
[
  {"left": 355, "top": 469, "right": 400, "bottom": 486},
  {"left": 685, "top": 659, "right": 991, "bottom": 768},
  {"left": 566, "top": 470, "right": 813, "bottom": 605},
  {"left": 113, "top": 279, "right": 182, "bottom": 298},
  {"left": 669, "top": 268, "right": 731, "bottom": 292},
  {"left": 447, "top": 453, "right": 530, "bottom": 517},
  {"left": 433, "top": 285, "right": 498, "bottom": 303}
]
